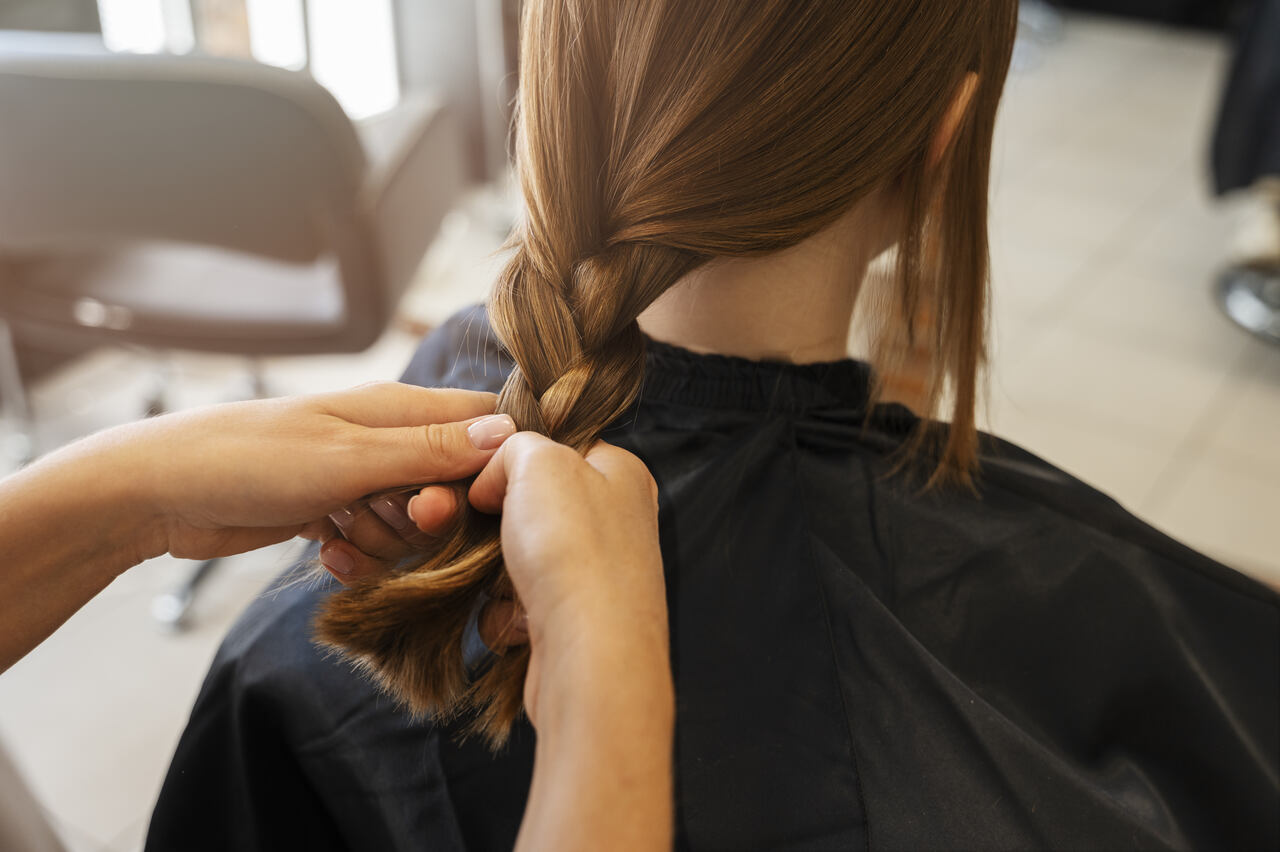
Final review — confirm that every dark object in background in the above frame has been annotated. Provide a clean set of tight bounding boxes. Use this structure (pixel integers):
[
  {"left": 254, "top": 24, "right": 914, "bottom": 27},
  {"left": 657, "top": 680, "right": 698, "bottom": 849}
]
[
  {"left": 0, "top": 0, "right": 100, "bottom": 33},
  {"left": 1216, "top": 261, "right": 1280, "bottom": 343},
  {"left": 1212, "top": 0, "right": 1280, "bottom": 196},
  {"left": 1053, "top": 0, "right": 1235, "bottom": 29},
  {"left": 1212, "top": 0, "right": 1280, "bottom": 345}
]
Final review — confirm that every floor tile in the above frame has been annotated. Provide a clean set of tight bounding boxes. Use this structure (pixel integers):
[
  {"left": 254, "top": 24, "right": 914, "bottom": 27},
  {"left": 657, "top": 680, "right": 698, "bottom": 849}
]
[
  {"left": 997, "top": 322, "right": 1240, "bottom": 448},
  {"left": 1064, "top": 262, "right": 1253, "bottom": 365},
  {"left": 0, "top": 541, "right": 304, "bottom": 848},
  {"left": 1143, "top": 453, "right": 1280, "bottom": 590},
  {"left": 1199, "top": 340, "right": 1280, "bottom": 479},
  {"left": 106, "top": 815, "right": 148, "bottom": 852},
  {"left": 981, "top": 392, "right": 1178, "bottom": 515}
]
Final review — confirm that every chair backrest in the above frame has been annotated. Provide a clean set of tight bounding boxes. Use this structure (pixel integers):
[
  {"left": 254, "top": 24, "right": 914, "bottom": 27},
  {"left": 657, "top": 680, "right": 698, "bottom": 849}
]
[{"left": 0, "top": 45, "right": 368, "bottom": 265}]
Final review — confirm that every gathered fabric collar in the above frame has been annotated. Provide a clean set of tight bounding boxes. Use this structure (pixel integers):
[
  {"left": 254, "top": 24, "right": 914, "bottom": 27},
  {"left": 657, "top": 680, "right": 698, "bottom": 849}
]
[{"left": 640, "top": 337, "right": 874, "bottom": 414}]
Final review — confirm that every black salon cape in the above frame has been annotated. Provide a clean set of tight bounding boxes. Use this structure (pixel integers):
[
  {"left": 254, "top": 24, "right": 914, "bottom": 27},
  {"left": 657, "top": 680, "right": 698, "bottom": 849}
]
[{"left": 146, "top": 307, "right": 1279, "bottom": 852}]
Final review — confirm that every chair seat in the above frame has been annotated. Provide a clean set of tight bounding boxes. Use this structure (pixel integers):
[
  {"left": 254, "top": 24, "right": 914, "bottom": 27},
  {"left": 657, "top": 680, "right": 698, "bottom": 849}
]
[{"left": 1, "top": 243, "right": 350, "bottom": 353}]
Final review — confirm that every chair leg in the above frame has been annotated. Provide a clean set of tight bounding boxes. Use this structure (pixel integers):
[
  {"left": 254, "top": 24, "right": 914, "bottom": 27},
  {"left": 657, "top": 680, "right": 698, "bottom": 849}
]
[
  {"left": 1019, "top": 1, "right": 1064, "bottom": 42},
  {"left": 1217, "top": 262, "right": 1280, "bottom": 345},
  {"left": 142, "top": 353, "right": 175, "bottom": 418},
  {"left": 248, "top": 357, "right": 268, "bottom": 399},
  {"left": 151, "top": 558, "right": 220, "bottom": 632},
  {"left": 0, "top": 318, "right": 35, "bottom": 466}
]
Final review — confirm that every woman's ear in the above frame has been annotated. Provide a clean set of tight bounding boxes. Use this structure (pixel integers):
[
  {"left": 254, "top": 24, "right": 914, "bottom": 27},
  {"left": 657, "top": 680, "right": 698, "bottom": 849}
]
[{"left": 928, "top": 72, "right": 980, "bottom": 169}]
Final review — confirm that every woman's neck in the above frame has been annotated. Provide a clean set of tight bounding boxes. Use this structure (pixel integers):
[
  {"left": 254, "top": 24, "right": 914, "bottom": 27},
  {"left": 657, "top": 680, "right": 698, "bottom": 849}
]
[{"left": 638, "top": 199, "right": 891, "bottom": 365}]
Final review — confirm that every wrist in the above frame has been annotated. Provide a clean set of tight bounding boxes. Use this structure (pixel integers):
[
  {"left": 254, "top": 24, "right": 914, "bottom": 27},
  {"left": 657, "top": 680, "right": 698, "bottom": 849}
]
[
  {"left": 536, "top": 627, "right": 674, "bottom": 734},
  {"left": 43, "top": 426, "right": 171, "bottom": 568}
]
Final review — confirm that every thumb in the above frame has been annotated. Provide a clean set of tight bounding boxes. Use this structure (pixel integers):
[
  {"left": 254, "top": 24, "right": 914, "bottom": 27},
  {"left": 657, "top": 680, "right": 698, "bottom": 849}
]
[
  {"left": 357, "top": 413, "right": 517, "bottom": 488},
  {"left": 468, "top": 431, "right": 567, "bottom": 514}
]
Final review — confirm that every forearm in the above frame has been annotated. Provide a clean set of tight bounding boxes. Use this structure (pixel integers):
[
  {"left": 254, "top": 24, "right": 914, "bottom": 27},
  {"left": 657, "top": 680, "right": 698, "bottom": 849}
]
[
  {"left": 517, "top": 636, "right": 675, "bottom": 852},
  {"left": 0, "top": 432, "right": 160, "bottom": 671}
]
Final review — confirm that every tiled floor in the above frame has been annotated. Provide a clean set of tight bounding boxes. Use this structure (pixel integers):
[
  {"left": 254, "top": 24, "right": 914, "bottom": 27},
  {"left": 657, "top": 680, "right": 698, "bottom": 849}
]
[{"left": 1, "top": 13, "right": 1277, "bottom": 851}]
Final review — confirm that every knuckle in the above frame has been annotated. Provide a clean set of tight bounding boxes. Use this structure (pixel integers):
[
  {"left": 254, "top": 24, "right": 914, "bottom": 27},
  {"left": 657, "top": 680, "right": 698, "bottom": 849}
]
[
  {"left": 418, "top": 422, "right": 460, "bottom": 462},
  {"left": 503, "top": 431, "right": 541, "bottom": 455},
  {"left": 618, "top": 450, "right": 651, "bottom": 481},
  {"left": 546, "top": 441, "right": 581, "bottom": 466},
  {"left": 517, "top": 433, "right": 577, "bottom": 468},
  {"left": 616, "top": 452, "right": 658, "bottom": 508},
  {"left": 644, "top": 471, "right": 660, "bottom": 508}
]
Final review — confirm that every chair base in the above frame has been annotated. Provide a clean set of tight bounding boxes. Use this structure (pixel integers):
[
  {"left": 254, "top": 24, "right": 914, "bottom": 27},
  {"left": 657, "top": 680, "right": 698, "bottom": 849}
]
[
  {"left": 151, "top": 558, "right": 220, "bottom": 632},
  {"left": 1216, "top": 262, "right": 1280, "bottom": 345},
  {"left": 0, "top": 318, "right": 34, "bottom": 467}
]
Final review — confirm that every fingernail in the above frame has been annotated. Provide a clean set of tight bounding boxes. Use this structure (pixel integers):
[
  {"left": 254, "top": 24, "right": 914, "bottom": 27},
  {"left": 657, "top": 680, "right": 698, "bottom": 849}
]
[
  {"left": 467, "top": 414, "right": 516, "bottom": 450},
  {"left": 371, "top": 496, "right": 412, "bottom": 531},
  {"left": 406, "top": 495, "right": 420, "bottom": 521},
  {"left": 328, "top": 506, "right": 357, "bottom": 538},
  {"left": 322, "top": 548, "right": 356, "bottom": 576}
]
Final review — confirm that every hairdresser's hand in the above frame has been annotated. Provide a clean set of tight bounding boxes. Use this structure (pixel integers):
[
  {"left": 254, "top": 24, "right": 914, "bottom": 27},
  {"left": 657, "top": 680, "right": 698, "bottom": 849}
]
[
  {"left": 315, "top": 479, "right": 471, "bottom": 580},
  {"left": 123, "top": 382, "right": 513, "bottom": 562},
  {"left": 468, "top": 433, "right": 670, "bottom": 726},
  {"left": 0, "top": 382, "right": 513, "bottom": 673},
  {"left": 470, "top": 434, "right": 673, "bottom": 852},
  {"left": 319, "top": 430, "right": 671, "bottom": 719}
]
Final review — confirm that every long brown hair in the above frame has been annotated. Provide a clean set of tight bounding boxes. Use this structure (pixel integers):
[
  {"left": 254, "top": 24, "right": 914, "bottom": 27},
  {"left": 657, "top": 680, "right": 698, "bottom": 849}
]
[{"left": 318, "top": 0, "right": 1018, "bottom": 744}]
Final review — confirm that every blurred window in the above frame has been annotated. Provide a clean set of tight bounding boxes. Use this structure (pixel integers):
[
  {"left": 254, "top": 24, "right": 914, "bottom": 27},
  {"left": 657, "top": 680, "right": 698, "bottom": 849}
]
[
  {"left": 97, "top": 0, "right": 193, "bottom": 54},
  {"left": 94, "top": 0, "right": 398, "bottom": 118},
  {"left": 244, "top": 0, "right": 305, "bottom": 70},
  {"left": 305, "top": 0, "right": 398, "bottom": 119}
]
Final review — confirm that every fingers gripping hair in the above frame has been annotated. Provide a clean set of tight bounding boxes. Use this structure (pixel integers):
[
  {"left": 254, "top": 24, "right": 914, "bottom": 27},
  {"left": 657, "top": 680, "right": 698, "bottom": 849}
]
[{"left": 316, "top": 240, "right": 699, "bottom": 745}]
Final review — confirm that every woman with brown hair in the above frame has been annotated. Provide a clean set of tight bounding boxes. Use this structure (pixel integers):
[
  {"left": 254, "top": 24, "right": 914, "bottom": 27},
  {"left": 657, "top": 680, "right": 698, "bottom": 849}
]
[{"left": 149, "top": 1, "right": 1278, "bottom": 849}]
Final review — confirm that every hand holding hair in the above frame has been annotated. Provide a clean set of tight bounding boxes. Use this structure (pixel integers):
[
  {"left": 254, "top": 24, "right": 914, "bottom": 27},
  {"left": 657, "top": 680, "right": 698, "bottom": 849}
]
[
  {"left": 324, "top": 433, "right": 673, "bottom": 851},
  {"left": 470, "top": 433, "right": 674, "bottom": 852},
  {"left": 0, "top": 382, "right": 507, "bottom": 672}
]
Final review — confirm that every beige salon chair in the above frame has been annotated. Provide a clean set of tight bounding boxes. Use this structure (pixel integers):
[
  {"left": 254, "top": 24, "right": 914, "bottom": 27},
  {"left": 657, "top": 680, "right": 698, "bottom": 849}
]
[
  {"left": 0, "top": 33, "right": 466, "bottom": 456},
  {"left": 0, "top": 33, "right": 466, "bottom": 628}
]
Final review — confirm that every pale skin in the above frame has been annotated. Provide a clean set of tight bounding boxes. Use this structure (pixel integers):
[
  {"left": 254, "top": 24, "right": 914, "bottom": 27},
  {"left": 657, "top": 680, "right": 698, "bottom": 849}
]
[{"left": 639, "top": 73, "right": 978, "bottom": 366}]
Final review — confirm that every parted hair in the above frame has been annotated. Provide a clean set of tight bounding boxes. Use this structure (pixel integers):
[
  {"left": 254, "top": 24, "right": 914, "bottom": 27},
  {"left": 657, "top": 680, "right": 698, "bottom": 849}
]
[{"left": 317, "top": 0, "right": 1019, "bottom": 744}]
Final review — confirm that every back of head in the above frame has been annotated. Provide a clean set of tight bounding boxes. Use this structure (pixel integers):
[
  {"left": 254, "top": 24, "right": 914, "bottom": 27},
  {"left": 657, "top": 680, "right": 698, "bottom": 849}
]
[{"left": 319, "top": 0, "right": 1019, "bottom": 744}]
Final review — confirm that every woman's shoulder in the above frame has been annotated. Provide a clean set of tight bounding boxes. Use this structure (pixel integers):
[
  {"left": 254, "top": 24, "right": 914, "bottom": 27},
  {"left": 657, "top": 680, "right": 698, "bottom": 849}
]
[{"left": 861, "top": 425, "right": 1279, "bottom": 610}]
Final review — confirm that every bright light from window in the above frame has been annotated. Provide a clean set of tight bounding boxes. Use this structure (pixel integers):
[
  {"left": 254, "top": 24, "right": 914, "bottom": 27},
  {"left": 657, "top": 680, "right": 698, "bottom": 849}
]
[
  {"left": 307, "top": 0, "right": 399, "bottom": 119},
  {"left": 97, "top": 0, "right": 166, "bottom": 53},
  {"left": 245, "top": 0, "right": 307, "bottom": 71},
  {"left": 97, "top": 0, "right": 193, "bottom": 54},
  {"left": 96, "top": 0, "right": 399, "bottom": 120}
]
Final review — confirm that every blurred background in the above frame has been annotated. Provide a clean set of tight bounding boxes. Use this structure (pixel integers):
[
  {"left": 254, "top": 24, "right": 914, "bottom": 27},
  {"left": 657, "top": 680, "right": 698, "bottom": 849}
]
[{"left": 0, "top": 1, "right": 1277, "bottom": 849}]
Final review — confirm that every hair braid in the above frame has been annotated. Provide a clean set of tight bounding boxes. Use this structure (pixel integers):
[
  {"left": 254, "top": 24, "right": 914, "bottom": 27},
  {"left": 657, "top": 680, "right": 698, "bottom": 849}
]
[
  {"left": 494, "top": 243, "right": 699, "bottom": 448},
  {"left": 317, "top": 234, "right": 700, "bottom": 744}
]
